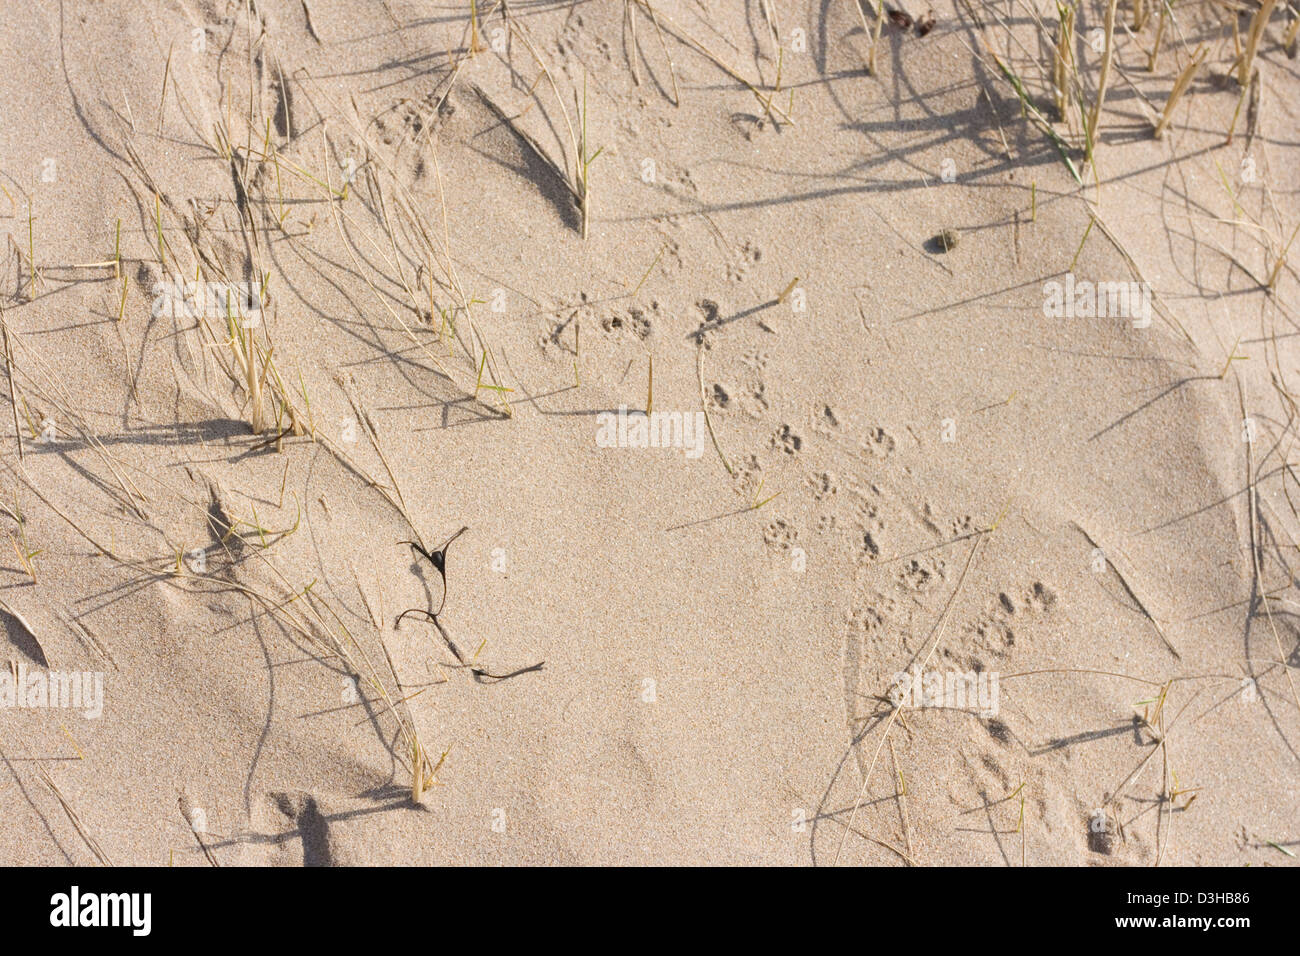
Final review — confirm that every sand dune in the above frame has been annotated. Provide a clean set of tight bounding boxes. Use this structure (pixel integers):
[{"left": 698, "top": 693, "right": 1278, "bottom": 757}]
[{"left": 0, "top": 0, "right": 1297, "bottom": 866}]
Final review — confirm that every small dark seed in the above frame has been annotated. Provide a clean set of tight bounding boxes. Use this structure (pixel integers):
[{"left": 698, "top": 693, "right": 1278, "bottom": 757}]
[
  {"left": 887, "top": 8, "right": 914, "bottom": 28},
  {"left": 934, "top": 229, "right": 960, "bottom": 252}
]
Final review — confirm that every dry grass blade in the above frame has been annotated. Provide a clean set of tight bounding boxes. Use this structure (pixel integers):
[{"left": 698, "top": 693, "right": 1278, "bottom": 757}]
[
  {"left": 36, "top": 762, "right": 113, "bottom": 866},
  {"left": 1, "top": 310, "right": 22, "bottom": 462},
  {"left": 1072, "top": 523, "right": 1181, "bottom": 658},
  {"left": 1087, "top": 0, "right": 1119, "bottom": 163},
  {"left": 1148, "top": 0, "right": 1172, "bottom": 71},
  {"left": 1239, "top": 0, "right": 1279, "bottom": 86},
  {"left": 1154, "top": 45, "right": 1207, "bottom": 138},
  {"left": 1239, "top": 377, "right": 1300, "bottom": 719},
  {"left": 631, "top": 0, "right": 793, "bottom": 124},
  {"left": 637, "top": 1, "right": 681, "bottom": 105},
  {"left": 1266, "top": 222, "right": 1300, "bottom": 291},
  {"left": 1053, "top": 2, "right": 1075, "bottom": 119}
]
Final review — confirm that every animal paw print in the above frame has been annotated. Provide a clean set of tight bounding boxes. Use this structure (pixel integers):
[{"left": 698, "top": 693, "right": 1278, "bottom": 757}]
[
  {"left": 763, "top": 518, "right": 798, "bottom": 551},
  {"left": 693, "top": 299, "right": 723, "bottom": 345},
  {"left": 899, "top": 558, "right": 938, "bottom": 591},
  {"left": 919, "top": 503, "right": 941, "bottom": 535},
  {"left": 1025, "top": 581, "right": 1057, "bottom": 612},
  {"left": 853, "top": 493, "right": 887, "bottom": 564},
  {"left": 850, "top": 481, "right": 885, "bottom": 522},
  {"left": 730, "top": 351, "right": 770, "bottom": 415},
  {"left": 808, "top": 471, "right": 837, "bottom": 500},
  {"left": 601, "top": 302, "right": 655, "bottom": 340},
  {"left": 966, "top": 611, "right": 1016, "bottom": 659},
  {"left": 541, "top": 292, "right": 593, "bottom": 356},
  {"left": 730, "top": 454, "right": 762, "bottom": 495},
  {"left": 861, "top": 427, "right": 896, "bottom": 460},
  {"left": 862, "top": 531, "right": 882, "bottom": 560},
  {"left": 849, "top": 604, "right": 885, "bottom": 634},
  {"left": 727, "top": 241, "right": 762, "bottom": 282},
  {"left": 815, "top": 405, "right": 841, "bottom": 436},
  {"left": 659, "top": 235, "right": 684, "bottom": 272},
  {"left": 590, "top": 35, "right": 613, "bottom": 62},
  {"left": 847, "top": 590, "right": 906, "bottom": 653},
  {"left": 772, "top": 424, "right": 802, "bottom": 455}
]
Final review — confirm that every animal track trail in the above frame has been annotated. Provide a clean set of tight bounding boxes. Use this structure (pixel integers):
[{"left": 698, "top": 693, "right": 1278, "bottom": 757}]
[
  {"left": 706, "top": 359, "right": 921, "bottom": 584},
  {"left": 843, "top": 588, "right": 912, "bottom": 697},
  {"left": 729, "top": 453, "right": 762, "bottom": 490},
  {"left": 539, "top": 294, "right": 660, "bottom": 369}
]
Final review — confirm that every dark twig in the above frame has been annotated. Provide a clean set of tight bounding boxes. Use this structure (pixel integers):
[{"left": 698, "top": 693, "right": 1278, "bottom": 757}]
[
  {"left": 402, "top": 525, "right": 467, "bottom": 616},
  {"left": 395, "top": 526, "right": 544, "bottom": 681},
  {"left": 395, "top": 608, "right": 545, "bottom": 682}
]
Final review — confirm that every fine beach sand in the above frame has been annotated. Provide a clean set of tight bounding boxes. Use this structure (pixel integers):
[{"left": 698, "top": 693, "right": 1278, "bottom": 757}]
[{"left": 0, "top": 0, "right": 1298, "bottom": 866}]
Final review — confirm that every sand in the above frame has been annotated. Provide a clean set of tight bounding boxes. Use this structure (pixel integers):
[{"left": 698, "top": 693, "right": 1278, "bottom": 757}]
[{"left": 0, "top": 0, "right": 1297, "bottom": 866}]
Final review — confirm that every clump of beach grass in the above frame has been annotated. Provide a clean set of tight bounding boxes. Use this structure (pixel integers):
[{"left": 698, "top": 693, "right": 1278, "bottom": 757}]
[{"left": 983, "top": 43, "right": 1083, "bottom": 185}]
